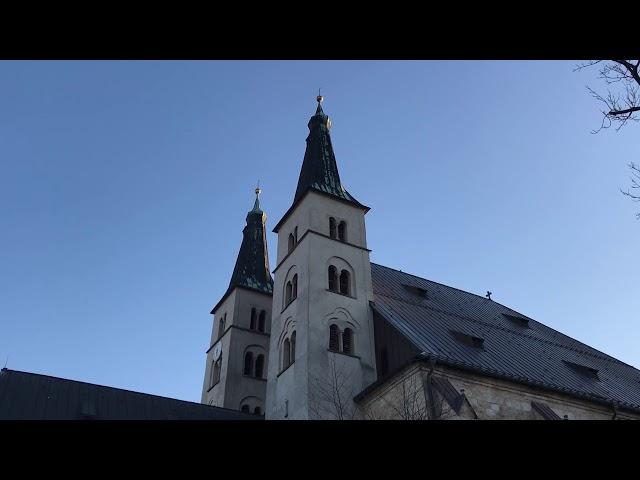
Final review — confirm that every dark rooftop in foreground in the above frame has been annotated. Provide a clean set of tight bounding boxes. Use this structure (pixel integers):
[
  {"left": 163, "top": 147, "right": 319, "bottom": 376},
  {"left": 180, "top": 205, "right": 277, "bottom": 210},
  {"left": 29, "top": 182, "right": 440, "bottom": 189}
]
[
  {"left": 367, "top": 263, "right": 640, "bottom": 413},
  {"left": 0, "top": 368, "right": 260, "bottom": 420}
]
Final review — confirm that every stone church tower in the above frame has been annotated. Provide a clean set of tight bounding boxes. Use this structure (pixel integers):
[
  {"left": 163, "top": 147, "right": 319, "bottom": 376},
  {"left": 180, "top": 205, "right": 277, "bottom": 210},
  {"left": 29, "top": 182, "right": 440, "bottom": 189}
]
[
  {"left": 201, "top": 189, "right": 273, "bottom": 415},
  {"left": 265, "top": 97, "right": 377, "bottom": 419}
]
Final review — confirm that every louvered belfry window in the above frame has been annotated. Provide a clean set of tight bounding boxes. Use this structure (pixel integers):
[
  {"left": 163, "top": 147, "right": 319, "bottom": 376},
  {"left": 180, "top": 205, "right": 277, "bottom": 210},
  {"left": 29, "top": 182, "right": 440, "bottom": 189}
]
[
  {"left": 250, "top": 308, "right": 256, "bottom": 330},
  {"left": 329, "top": 324, "right": 340, "bottom": 352},
  {"left": 283, "top": 338, "right": 291, "bottom": 369},
  {"left": 328, "top": 266, "right": 337, "bottom": 291},
  {"left": 342, "top": 328, "right": 353, "bottom": 355},
  {"left": 292, "top": 274, "right": 298, "bottom": 300},
  {"left": 255, "top": 354, "right": 265, "bottom": 378},
  {"left": 286, "top": 281, "right": 293, "bottom": 305},
  {"left": 339, "top": 270, "right": 350, "bottom": 295},
  {"left": 288, "top": 233, "right": 295, "bottom": 253},
  {"left": 329, "top": 217, "right": 337, "bottom": 239},
  {"left": 244, "top": 352, "right": 253, "bottom": 376},
  {"left": 338, "top": 221, "right": 347, "bottom": 242}
]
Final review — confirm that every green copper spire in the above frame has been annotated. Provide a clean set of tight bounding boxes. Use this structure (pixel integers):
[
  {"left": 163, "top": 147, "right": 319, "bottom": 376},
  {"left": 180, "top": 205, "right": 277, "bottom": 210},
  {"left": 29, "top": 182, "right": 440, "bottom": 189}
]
[
  {"left": 227, "top": 188, "right": 273, "bottom": 296},
  {"left": 293, "top": 96, "right": 363, "bottom": 206}
]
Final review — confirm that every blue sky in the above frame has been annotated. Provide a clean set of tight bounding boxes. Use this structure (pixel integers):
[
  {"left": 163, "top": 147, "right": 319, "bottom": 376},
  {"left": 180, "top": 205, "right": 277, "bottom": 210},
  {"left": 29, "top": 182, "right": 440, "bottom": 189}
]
[{"left": 1, "top": 61, "right": 638, "bottom": 402}]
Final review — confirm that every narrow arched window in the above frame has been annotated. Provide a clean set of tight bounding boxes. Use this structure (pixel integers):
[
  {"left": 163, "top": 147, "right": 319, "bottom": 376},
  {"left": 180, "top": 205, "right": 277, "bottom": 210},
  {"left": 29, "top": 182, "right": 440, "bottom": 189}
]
[
  {"left": 286, "top": 281, "right": 292, "bottom": 305},
  {"left": 343, "top": 328, "right": 353, "bottom": 355},
  {"left": 283, "top": 338, "right": 291, "bottom": 369},
  {"left": 255, "top": 354, "right": 265, "bottom": 378},
  {"left": 258, "top": 310, "right": 266, "bottom": 332},
  {"left": 241, "top": 405, "right": 250, "bottom": 413},
  {"left": 338, "top": 221, "right": 347, "bottom": 242},
  {"left": 211, "top": 360, "right": 221, "bottom": 386},
  {"left": 218, "top": 314, "right": 226, "bottom": 339},
  {"left": 328, "top": 265, "right": 337, "bottom": 291},
  {"left": 244, "top": 352, "right": 253, "bottom": 376},
  {"left": 329, "top": 324, "right": 340, "bottom": 352},
  {"left": 292, "top": 274, "right": 298, "bottom": 300},
  {"left": 294, "top": 226, "right": 298, "bottom": 244},
  {"left": 329, "top": 217, "right": 337, "bottom": 239},
  {"left": 250, "top": 307, "right": 256, "bottom": 330},
  {"left": 211, "top": 358, "right": 222, "bottom": 387},
  {"left": 254, "top": 406, "right": 262, "bottom": 415},
  {"left": 288, "top": 233, "right": 295, "bottom": 253},
  {"left": 339, "top": 270, "right": 350, "bottom": 296},
  {"left": 290, "top": 331, "right": 296, "bottom": 363}
]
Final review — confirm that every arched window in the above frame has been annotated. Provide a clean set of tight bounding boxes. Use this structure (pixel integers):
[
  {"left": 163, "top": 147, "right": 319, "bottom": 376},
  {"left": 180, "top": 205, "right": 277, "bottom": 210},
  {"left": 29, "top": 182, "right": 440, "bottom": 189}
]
[
  {"left": 218, "top": 314, "right": 226, "bottom": 339},
  {"left": 329, "top": 217, "right": 337, "bottom": 239},
  {"left": 250, "top": 308, "right": 256, "bottom": 330},
  {"left": 255, "top": 354, "right": 265, "bottom": 378},
  {"left": 258, "top": 310, "right": 266, "bottom": 333},
  {"left": 290, "top": 331, "right": 296, "bottom": 363},
  {"left": 343, "top": 328, "right": 353, "bottom": 355},
  {"left": 211, "top": 359, "right": 221, "bottom": 386},
  {"left": 294, "top": 226, "right": 298, "bottom": 243},
  {"left": 244, "top": 352, "right": 253, "bottom": 376},
  {"left": 329, "top": 324, "right": 340, "bottom": 352},
  {"left": 283, "top": 338, "right": 291, "bottom": 369},
  {"left": 241, "top": 405, "right": 250, "bottom": 413},
  {"left": 328, "top": 265, "right": 337, "bottom": 292},
  {"left": 288, "top": 233, "right": 295, "bottom": 253},
  {"left": 285, "top": 281, "right": 293, "bottom": 305},
  {"left": 338, "top": 221, "right": 347, "bottom": 242},
  {"left": 254, "top": 406, "right": 262, "bottom": 415},
  {"left": 339, "top": 270, "right": 350, "bottom": 296},
  {"left": 292, "top": 274, "right": 298, "bottom": 300}
]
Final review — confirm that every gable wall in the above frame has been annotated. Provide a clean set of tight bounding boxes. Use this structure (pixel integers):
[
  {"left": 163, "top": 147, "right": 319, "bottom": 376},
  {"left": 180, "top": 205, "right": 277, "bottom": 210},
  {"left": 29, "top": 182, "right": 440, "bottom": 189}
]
[{"left": 358, "top": 362, "right": 640, "bottom": 420}]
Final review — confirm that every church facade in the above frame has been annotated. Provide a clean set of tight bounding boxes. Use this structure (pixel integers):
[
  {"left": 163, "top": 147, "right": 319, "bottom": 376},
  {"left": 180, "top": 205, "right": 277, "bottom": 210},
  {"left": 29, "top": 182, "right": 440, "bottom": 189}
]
[{"left": 201, "top": 97, "right": 640, "bottom": 420}]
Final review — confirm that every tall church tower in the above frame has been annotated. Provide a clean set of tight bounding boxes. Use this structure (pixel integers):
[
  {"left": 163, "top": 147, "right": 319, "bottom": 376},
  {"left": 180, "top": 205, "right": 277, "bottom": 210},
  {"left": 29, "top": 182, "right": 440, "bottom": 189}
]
[
  {"left": 201, "top": 188, "right": 273, "bottom": 415},
  {"left": 265, "top": 97, "right": 377, "bottom": 419}
]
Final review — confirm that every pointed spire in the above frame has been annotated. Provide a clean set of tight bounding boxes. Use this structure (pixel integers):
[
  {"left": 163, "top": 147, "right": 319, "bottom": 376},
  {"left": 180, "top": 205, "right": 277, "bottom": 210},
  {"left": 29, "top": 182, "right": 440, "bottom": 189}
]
[
  {"left": 252, "top": 182, "right": 262, "bottom": 213},
  {"left": 227, "top": 188, "right": 273, "bottom": 296},
  {"left": 293, "top": 95, "right": 361, "bottom": 206},
  {"left": 316, "top": 90, "right": 324, "bottom": 115}
]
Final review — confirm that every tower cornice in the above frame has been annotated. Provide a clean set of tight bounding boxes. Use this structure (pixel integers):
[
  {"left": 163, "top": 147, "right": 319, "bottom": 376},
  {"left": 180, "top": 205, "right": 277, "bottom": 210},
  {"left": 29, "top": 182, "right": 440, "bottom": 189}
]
[{"left": 273, "top": 187, "right": 370, "bottom": 234}]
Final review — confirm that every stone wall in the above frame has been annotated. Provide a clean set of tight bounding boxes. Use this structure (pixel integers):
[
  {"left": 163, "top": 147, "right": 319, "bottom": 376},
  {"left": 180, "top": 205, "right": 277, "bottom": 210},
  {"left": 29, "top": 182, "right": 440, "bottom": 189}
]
[{"left": 358, "top": 362, "right": 640, "bottom": 420}]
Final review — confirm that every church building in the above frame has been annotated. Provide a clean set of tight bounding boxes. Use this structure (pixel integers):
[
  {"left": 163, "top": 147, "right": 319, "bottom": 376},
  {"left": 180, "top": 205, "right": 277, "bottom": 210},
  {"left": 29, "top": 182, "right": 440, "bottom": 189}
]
[
  {"left": 3, "top": 96, "right": 640, "bottom": 421},
  {"left": 201, "top": 96, "right": 640, "bottom": 420}
]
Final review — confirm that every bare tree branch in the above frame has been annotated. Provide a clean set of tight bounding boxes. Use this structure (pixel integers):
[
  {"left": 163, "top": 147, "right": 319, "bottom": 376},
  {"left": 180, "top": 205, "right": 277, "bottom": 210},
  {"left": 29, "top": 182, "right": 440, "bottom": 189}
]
[
  {"left": 577, "top": 60, "right": 640, "bottom": 218},
  {"left": 309, "top": 354, "right": 360, "bottom": 420},
  {"left": 577, "top": 60, "right": 640, "bottom": 133},
  {"left": 621, "top": 162, "right": 640, "bottom": 219}
]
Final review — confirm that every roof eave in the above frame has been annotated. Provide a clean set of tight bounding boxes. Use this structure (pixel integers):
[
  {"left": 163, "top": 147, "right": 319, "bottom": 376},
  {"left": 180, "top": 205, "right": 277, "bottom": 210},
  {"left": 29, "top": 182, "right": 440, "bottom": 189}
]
[
  {"left": 273, "top": 187, "right": 370, "bottom": 233},
  {"left": 211, "top": 284, "right": 273, "bottom": 314}
]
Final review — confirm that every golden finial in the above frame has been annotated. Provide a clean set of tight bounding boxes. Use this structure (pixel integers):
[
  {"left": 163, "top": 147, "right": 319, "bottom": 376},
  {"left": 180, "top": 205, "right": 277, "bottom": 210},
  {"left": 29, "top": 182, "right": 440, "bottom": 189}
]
[
  {"left": 317, "top": 87, "right": 323, "bottom": 104},
  {"left": 255, "top": 180, "right": 261, "bottom": 197}
]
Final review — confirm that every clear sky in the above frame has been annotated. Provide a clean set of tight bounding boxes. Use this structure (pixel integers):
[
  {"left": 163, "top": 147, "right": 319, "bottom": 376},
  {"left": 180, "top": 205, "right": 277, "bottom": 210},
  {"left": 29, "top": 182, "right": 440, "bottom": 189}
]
[{"left": 1, "top": 61, "right": 638, "bottom": 402}]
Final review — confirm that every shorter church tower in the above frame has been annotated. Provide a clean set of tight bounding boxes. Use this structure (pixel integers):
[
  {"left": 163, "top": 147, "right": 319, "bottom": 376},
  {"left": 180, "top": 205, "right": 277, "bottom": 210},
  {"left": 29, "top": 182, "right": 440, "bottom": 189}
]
[{"left": 201, "top": 188, "right": 273, "bottom": 415}]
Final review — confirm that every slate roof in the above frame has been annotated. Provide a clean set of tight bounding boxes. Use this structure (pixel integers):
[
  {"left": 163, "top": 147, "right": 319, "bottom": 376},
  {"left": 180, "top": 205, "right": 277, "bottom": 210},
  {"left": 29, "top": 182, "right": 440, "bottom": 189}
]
[
  {"left": 0, "top": 368, "right": 259, "bottom": 420},
  {"left": 213, "top": 192, "right": 273, "bottom": 313},
  {"left": 370, "top": 263, "right": 640, "bottom": 413}
]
